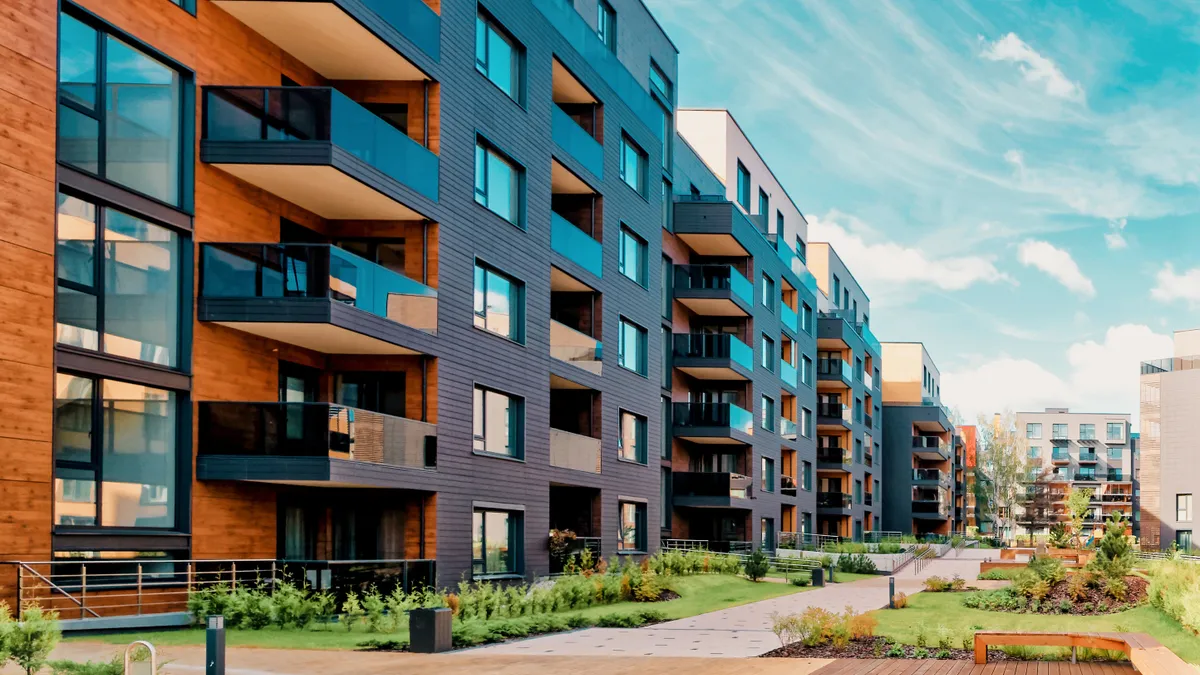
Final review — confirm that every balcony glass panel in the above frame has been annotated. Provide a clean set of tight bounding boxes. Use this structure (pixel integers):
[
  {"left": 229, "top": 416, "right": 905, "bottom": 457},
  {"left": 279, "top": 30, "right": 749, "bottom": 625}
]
[
  {"left": 780, "top": 303, "right": 798, "bottom": 333},
  {"left": 673, "top": 264, "right": 753, "bottom": 305},
  {"left": 672, "top": 402, "right": 753, "bottom": 435},
  {"left": 550, "top": 320, "right": 602, "bottom": 374},
  {"left": 672, "top": 333, "right": 753, "bottom": 371},
  {"left": 550, "top": 212, "right": 603, "bottom": 278},
  {"left": 551, "top": 105, "right": 603, "bottom": 178},
  {"left": 780, "top": 360, "right": 797, "bottom": 388}
]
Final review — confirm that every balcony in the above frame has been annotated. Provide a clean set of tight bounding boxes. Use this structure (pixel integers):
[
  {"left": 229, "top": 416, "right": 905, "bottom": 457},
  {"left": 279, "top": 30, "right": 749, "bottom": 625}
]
[
  {"left": 1051, "top": 450, "right": 1071, "bottom": 464},
  {"left": 863, "top": 370, "right": 874, "bottom": 391},
  {"left": 202, "top": 87, "right": 438, "bottom": 218},
  {"left": 197, "top": 402, "right": 435, "bottom": 487},
  {"left": 1078, "top": 451, "right": 1099, "bottom": 463},
  {"left": 864, "top": 492, "right": 873, "bottom": 507},
  {"left": 781, "top": 475, "right": 797, "bottom": 497},
  {"left": 817, "top": 402, "right": 851, "bottom": 429},
  {"left": 863, "top": 412, "right": 873, "bottom": 428},
  {"left": 672, "top": 402, "right": 753, "bottom": 445},
  {"left": 213, "top": 0, "right": 438, "bottom": 78},
  {"left": 1050, "top": 435, "right": 1070, "bottom": 445},
  {"left": 912, "top": 469, "right": 950, "bottom": 487},
  {"left": 817, "top": 492, "right": 852, "bottom": 514},
  {"left": 1075, "top": 470, "right": 1099, "bottom": 482},
  {"left": 672, "top": 472, "right": 753, "bottom": 509},
  {"left": 672, "top": 333, "right": 753, "bottom": 380},
  {"left": 1106, "top": 471, "right": 1130, "bottom": 483},
  {"left": 817, "top": 358, "right": 854, "bottom": 388},
  {"left": 863, "top": 449, "right": 873, "bottom": 467},
  {"left": 550, "top": 212, "right": 603, "bottom": 279},
  {"left": 673, "top": 265, "right": 753, "bottom": 316},
  {"left": 817, "top": 446, "right": 851, "bottom": 470},
  {"left": 550, "top": 319, "right": 602, "bottom": 375},
  {"left": 780, "top": 304, "right": 800, "bottom": 336},
  {"left": 199, "top": 243, "right": 437, "bottom": 355},
  {"left": 780, "top": 417, "right": 798, "bottom": 441},
  {"left": 912, "top": 435, "right": 950, "bottom": 461},
  {"left": 913, "top": 500, "right": 950, "bottom": 520},
  {"left": 780, "top": 360, "right": 798, "bottom": 389},
  {"left": 549, "top": 428, "right": 601, "bottom": 474},
  {"left": 766, "top": 233, "right": 819, "bottom": 297},
  {"left": 817, "top": 309, "right": 879, "bottom": 357},
  {"left": 552, "top": 105, "right": 603, "bottom": 180}
]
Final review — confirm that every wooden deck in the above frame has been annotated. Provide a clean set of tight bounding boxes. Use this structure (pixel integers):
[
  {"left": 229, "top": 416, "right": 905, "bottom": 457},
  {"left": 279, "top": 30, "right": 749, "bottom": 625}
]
[{"left": 813, "top": 660, "right": 1136, "bottom": 673}]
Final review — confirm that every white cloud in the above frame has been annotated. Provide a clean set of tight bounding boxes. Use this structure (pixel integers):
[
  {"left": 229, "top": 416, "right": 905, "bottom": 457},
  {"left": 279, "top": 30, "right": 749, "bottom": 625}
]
[
  {"left": 1105, "top": 218, "right": 1128, "bottom": 250},
  {"left": 980, "top": 33, "right": 1084, "bottom": 101},
  {"left": 1016, "top": 239, "right": 1096, "bottom": 297},
  {"left": 942, "top": 324, "right": 1172, "bottom": 427},
  {"left": 1150, "top": 263, "right": 1200, "bottom": 305},
  {"left": 1106, "top": 108, "right": 1200, "bottom": 186},
  {"left": 808, "top": 210, "right": 1012, "bottom": 295}
]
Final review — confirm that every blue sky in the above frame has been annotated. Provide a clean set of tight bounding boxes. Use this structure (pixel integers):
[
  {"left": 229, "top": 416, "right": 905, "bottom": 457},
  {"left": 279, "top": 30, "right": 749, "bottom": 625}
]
[{"left": 648, "top": 0, "right": 1200, "bottom": 425}]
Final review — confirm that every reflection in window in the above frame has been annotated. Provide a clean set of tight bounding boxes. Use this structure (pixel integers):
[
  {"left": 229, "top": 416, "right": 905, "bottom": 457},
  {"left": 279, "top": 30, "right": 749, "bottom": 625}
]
[
  {"left": 475, "top": 11, "right": 521, "bottom": 101},
  {"left": 618, "top": 502, "right": 645, "bottom": 552},
  {"left": 618, "top": 318, "right": 647, "bottom": 375},
  {"left": 619, "top": 410, "right": 647, "bottom": 463},
  {"left": 473, "top": 385, "right": 523, "bottom": 459},
  {"left": 474, "top": 139, "right": 522, "bottom": 225},
  {"left": 618, "top": 226, "right": 646, "bottom": 286},
  {"left": 620, "top": 134, "right": 646, "bottom": 196},
  {"left": 473, "top": 509, "right": 519, "bottom": 575},
  {"left": 473, "top": 262, "right": 523, "bottom": 342}
]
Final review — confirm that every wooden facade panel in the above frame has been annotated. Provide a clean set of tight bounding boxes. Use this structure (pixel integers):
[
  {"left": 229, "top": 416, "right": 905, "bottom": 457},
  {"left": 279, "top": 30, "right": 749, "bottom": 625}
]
[
  {"left": 0, "top": 43, "right": 55, "bottom": 111},
  {"left": 0, "top": 359, "right": 52, "bottom": 443},
  {"left": 0, "top": 286, "right": 53, "bottom": 368},
  {"left": 0, "top": 160, "right": 55, "bottom": 255},
  {"left": 0, "top": 0, "right": 57, "bottom": 71},
  {"left": 0, "top": 88, "right": 56, "bottom": 182},
  {"left": 190, "top": 483, "right": 277, "bottom": 558},
  {"left": 0, "top": 479, "right": 52, "bottom": 558},
  {"left": 0, "top": 240, "right": 54, "bottom": 298}
]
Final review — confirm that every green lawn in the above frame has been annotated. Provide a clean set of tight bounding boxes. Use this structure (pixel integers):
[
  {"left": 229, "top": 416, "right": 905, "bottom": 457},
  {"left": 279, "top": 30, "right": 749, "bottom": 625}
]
[
  {"left": 828, "top": 572, "right": 877, "bottom": 584},
  {"left": 871, "top": 591, "right": 1200, "bottom": 664},
  {"left": 71, "top": 575, "right": 807, "bottom": 651}
]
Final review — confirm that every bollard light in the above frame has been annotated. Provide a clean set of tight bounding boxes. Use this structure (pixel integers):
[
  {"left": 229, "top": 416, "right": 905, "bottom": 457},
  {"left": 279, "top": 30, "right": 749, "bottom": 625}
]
[{"left": 206, "top": 615, "right": 225, "bottom": 675}]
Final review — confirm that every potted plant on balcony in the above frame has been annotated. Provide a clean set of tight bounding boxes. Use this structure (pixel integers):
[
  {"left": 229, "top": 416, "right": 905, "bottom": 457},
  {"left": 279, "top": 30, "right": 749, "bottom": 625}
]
[{"left": 549, "top": 528, "right": 577, "bottom": 564}]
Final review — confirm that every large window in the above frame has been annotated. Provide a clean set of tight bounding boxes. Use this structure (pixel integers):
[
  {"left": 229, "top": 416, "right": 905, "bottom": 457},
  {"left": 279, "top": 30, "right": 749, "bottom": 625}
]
[
  {"left": 473, "top": 262, "right": 523, "bottom": 342},
  {"left": 660, "top": 327, "right": 670, "bottom": 389},
  {"left": 1107, "top": 422, "right": 1124, "bottom": 441},
  {"left": 1052, "top": 423, "right": 1068, "bottom": 439},
  {"left": 660, "top": 255, "right": 672, "bottom": 318},
  {"left": 620, "top": 134, "right": 647, "bottom": 196},
  {"left": 736, "top": 161, "right": 750, "bottom": 211},
  {"left": 801, "top": 407, "right": 813, "bottom": 438},
  {"left": 649, "top": 61, "right": 672, "bottom": 102},
  {"left": 474, "top": 138, "right": 522, "bottom": 226},
  {"left": 661, "top": 179, "right": 672, "bottom": 230},
  {"left": 596, "top": 0, "right": 617, "bottom": 52},
  {"left": 660, "top": 396, "right": 671, "bottom": 458},
  {"left": 761, "top": 395, "right": 775, "bottom": 432},
  {"left": 1179, "top": 494, "right": 1193, "bottom": 522},
  {"left": 472, "top": 508, "right": 521, "bottom": 576},
  {"left": 1026, "top": 423, "right": 1042, "bottom": 440},
  {"left": 1028, "top": 446, "right": 1040, "bottom": 458},
  {"left": 618, "top": 318, "right": 647, "bottom": 376},
  {"left": 761, "top": 274, "right": 775, "bottom": 312},
  {"left": 619, "top": 226, "right": 647, "bottom": 286},
  {"left": 58, "top": 11, "right": 186, "bottom": 206},
  {"left": 761, "top": 457, "right": 775, "bottom": 493},
  {"left": 56, "top": 193, "right": 182, "bottom": 368},
  {"left": 473, "top": 385, "right": 524, "bottom": 459},
  {"left": 761, "top": 517, "right": 775, "bottom": 551},
  {"left": 802, "top": 356, "right": 813, "bottom": 386},
  {"left": 54, "top": 372, "right": 179, "bottom": 529},
  {"left": 802, "top": 303, "right": 813, "bottom": 334},
  {"left": 475, "top": 10, "right": 522, "bottom": 102},
  {"left": 658, "top": 103, "right": 673, "bottom": 168},
  {"left": 619, "top": 410, "right": 647, "bottom": 464},
  {"left": 618, "top": 501, "right": 646, "bottom": 552},
  {"left": 1079, "top": 423, "right": 1095, "bottom": 440},
  {"left": 761, "top": 334, "right": 775, "bottom": 371},
  {"left": 801, "top": 461, "right": 812, "bottom": 491}
]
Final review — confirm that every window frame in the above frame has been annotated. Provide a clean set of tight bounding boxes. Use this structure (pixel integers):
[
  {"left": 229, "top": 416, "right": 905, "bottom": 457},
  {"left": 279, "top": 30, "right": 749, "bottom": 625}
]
[
  {"left": 801, "top": 407, "right": 813, "bottom": 438},
  {"left": 801, "top": 355, "right": 813, "bottom": 386},
  {"left": 761, "top": 333, "right": 775, "bottom": 372},
  {"left": 1179, "top": 494, "right": 1193, "bottom": 522},
  {"left": 760, "top": 394, "right": 775, "bottom": 432},
  {"left": 761, "top": 456, "right": 775, "bottom": 493},
  {"left": 1107, "top": 422, "right": 1124, "bottom": 441},
  {"left": 736, "top": 161, "right": 751, "bottom": 211},
  {"left": 474, "top": 135, "right": 525, "bottom": 228},
  {"left": 474, "top": 8, "right": 525, "bottom": 105},
  {"left": 801, "top": 302, "right": 813, "bottom": 335},
  {"left": 473, "top": 259, "right": 525, "bottom": 343},
  {"left": 596, "top": 0, "right": 617, "bottom": 53},
  {"left": 761, "top": 273, "right": 775, "bottom": 312},
  {"left": 617, "top": 501, "right": 647, "bottom": 553},
  {"left": 618, "top": 409, "right": 648, "bottom": 464},
  {"left": 1026, "top": 423, "right": 1042, "bottom": 440},
  {"left": 619, "top": 133, "right": 648, "bottom": 197},
  {"left": 758, "top": 188, "right": 769, "bottom": 217},
  {"left": 472, "top": 383, "right": 526, "bottom": 460},
  {"left": 617, "top": 316, "right": 648, "bottom": 376},
  {"left": 618, "top": 224, "right": 648, "bottom": 287},
  {"left": 472, "top": 507, "right": 523, "bottom": 577}
]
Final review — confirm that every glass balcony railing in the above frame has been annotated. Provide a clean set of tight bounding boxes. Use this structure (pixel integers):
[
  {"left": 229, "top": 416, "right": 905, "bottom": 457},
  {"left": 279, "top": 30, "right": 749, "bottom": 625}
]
[
  {"left": 780, "top": 303, "right": 799, "bottom": 333},
  {"left": 550, "top": 320, "right": 602, "bottom": 374},
  {"left": 1051, "top": 450, "right": 1071, "bottom": 462},
  {"left": 817, "top": 492, "right": 852, "bottom": 509},
  {"left": 674, "top": 264, "right": 754, "bottom": 305},
  {"left": 203, "top": 86, "right": 439, "bottom": 201},
  {"left": 817, "top": 402, "right": 850, "bottom": 423},
  {"left": 817, "top": 446, "right": 850, "bottom": 465},
  {"left": 780, "top": 417, "right": 797, "bottom": 440},
  {"left": 913, "top": 501, "right": 951, "bottom": 517},
  {"left": 551, "top": 105, "right": 604, "bottom": 179},
  {"left": 817, "top": 358, "right": 854, "bottom": 385},
  {"left": 198, "top": 402, "right": 436, "bottom": 469},
  {"left": 1078, "top": 451, "right": 1099, "bottom": 463},
  {"left": 672, "top": 333, "right": 753, "bottom": 371},
  {"left": 1076, "top": 470, "right": 1098, "bottom": 481},
  {"left": 200, "top": 243, "right": 437, "bottom": 332},
  {"left": 549, "top": 428, "right": 601, "bottom": 473},
  {"left": 781, "top": 360, "right": 798, "bottom": 388},
  {"left": 673, "top": 402, "right": 753, "bottom": 436},
  {"left": 550, "top": 212, "right": 603, "bottom": 278},
  {"left": 863, "top": 370, "right": 874, "bottom": 391},
  {"left": 673, "top": 472, "right": 753, "bottom": 501},
  {"left": 912, "top": 469, "right": 949, "bottom": 485},
  {"left": 1106, "top": 471, "right": 1129, "bottom": 482}
]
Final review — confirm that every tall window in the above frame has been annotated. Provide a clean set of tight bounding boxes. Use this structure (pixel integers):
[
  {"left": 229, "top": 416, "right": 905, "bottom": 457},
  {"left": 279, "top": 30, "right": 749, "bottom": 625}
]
[
  {"left": 761, "top": 274, "right": 775, "bottom": 312},
  {"left": 761, "top": 395, "right": 775, "bottom": 432},
  {"left": 1028, "top": 446, "right": 1040, "bottom": 458},
  {"left": 618, "top": 225, "right": 647, "bottom": 286},
  {"left": 596, "top": 0, "right": 617, "bottom": 52},
  {"left": 761, "top": 334, "right": 774, "bottom": 371},
  {"left": 661, "top": 179, "right": 672, "bottom": 230},
  {"left": 473, "top": 508, "right": 520, "bottom": 576},
  {"left": 475, "top": 11, "right": 522, "bottom": 102},
  {"left": 1079, "top": 423, "right": 1095, "bottom": 440},
  {"left": 661, "top": 467, "right": 670, "bottom": 528},
  {"left": 473, "top": 385, "right": 524, "bottom": 458},
  {"left": 618, "top": 318, "right": 647, "bottom": 375},
  {"left": 660, "top": 327, "right": 670, "bottom": 389},
  {"left": 658, "top": 103, "right": 672, "bottom": 168},
  {"left": 54, "top": 372, "right": 179, "bottom": 528},
  {"left": 474, "top": 139, "right": 522, "bottom": 226},
  {"left": 1179, "top": 494, "right": 1193, "bottom": 522},
  {"left": 801, "top": 355, "right": 813, "bottom": 386},
  {"left": 758, "top": 188, "right": 769, "bottom": 217},
  {"left": 618, "top": 502, "right": 646, "bottom": 552},
  {"left": 776, "top": 211, "right": 784, "bottom": 234},
  {"left": 801, "top": 460, "right": 812, "bottom": 491},
  {"left": 797, "top": 237, "right": 807, "bottom": 262},
  {"left": 1026, "top": 423, "right": 1042, "bottom": 439},
  {"left": 619, "top": 410, "right": 647, "bottom": 464},
  {"left": 802, "top": 303, "right": 813, "bottom": 334},
  {"left": 620, "top": 134, "right": 647, "bottom": 196},
  {"left": 1107, "top": 422, "right": 1124, "bottom": 441},
  {"left": 761, "top": 457, "right": 775, "bottom": 493},
  {"left": 832, "top": 275, "right": 841, "bottom": 305},
  {"left": 649, "top": 61, "right": 672, "bottom": 102},
  {"left": 801, "top": 407, "right": 813, "bottom": 438},
  {"left": 660, "top": 396, "right": 671, "bottom": 458},
  {"left": 854, "top": 480, "right": 863, "bottom": 504},
  {"left": 58, "top": 11, "right": 185, "bottom": 206},
  {"left": 473, "top": 262, "right": 523, "bottom": 342},
  {"left": 56, "top": 193, "right": 182, "bottom": 368},
  {"left": 761, "top": 517, "right": 775, "bottom": 550},
  {"left": 660, "top": 255, "right": 672, "bottom": 318},
  {"left": 736, "top": 162, "right": 750, "bottom": 211}
]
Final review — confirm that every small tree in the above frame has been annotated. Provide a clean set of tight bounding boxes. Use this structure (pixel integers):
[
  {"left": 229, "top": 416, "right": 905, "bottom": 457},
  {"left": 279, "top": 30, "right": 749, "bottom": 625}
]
[
  {"left": 0, "top": 602, "right": 13, "bottom": 665},
  {"left": 976, "top": 411, "right": 1030, "bottom": 542},
  {"left": 1064, "top": 486, "right": 1094, "bottom": 550},
  {"left": 8, "top": 605, "right": 60, "bottom": 675},
  {"left": 1089, "top": 512, "right": 1134, "bottom": 580},
  {"left": 743, "top": 550, "right": 769, "bottom": 582}
]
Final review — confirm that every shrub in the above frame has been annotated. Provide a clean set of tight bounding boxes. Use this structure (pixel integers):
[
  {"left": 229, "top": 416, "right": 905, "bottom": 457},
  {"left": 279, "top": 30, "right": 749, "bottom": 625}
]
[
  {"left": 961, "top": 629, "right": 974, "bottom": 650},
  {"left": 770, "top": 612, "right": 802, "bottom": 647},
  {"left": 914, "top": 623, "right": 928, "bottom": 648},
  {"left": 272, "top": 581, "right": 316, "bottom": 629},
  {"left": 1104, "top": 576, "right": 1127, "bottom": 602},
  {"left": 1058, "top": 599, "right": 1073, "bottom": 614},
  {"left": 1028, "top": 579, "right": 1051, "bottom": 602},
  {"left": 743, "top": 550, "right": 770, "bottom": 581},
  {"left": 798, "top": 607, "right": 838, "bottom": 647},
  {"left": 634, "top": 569, "right": 662, "bottom": 602},
  {"left": 935, "top": 649, "right": 952, "bottom": 659},
  {"left": 1097, "top": 601, "right": 1110, "bottom": 613},
  {"left": 924, "top": 576, "right": 950, "bottom": 592},
  {"left": 8, "top": 605, "right": 61, "bottom": 675},
  {"left": 1089, "top": 513, "right": 1135, "bottom": 581},
  {"left": 1028, "top": 555, "right": 1066, "bottom": 585},
  {"left": 1066, "top": 572, "right": 1091, "bottom": 601},
  {"left": 790, "top": 575, "right": 810, "bottom": 587},
  {"left": 361, "top": 589, "right": 388, "bottom": 633},
  {"left": 935, "top": 624, "right": 954, "bottom": 650},
  {"left": 873, "top": 637, "right": 888, "bottom": 657},
  {"left": 837, "top": 553, "right": 877, "bottom": 574},
  {"left": 893, "top": 592, "right": 908, "bottom": 609},
  {"left": 914, "top": 647, "right": 930, "bottom": 659},
  {"left": 847, "top": 612, "right": 877, "bottom": 640},
  {"left": 886, "top": 645, "right": 906, "bottom": 657},
  {"left": 950, "top": 575, "right": 966, "bottom": 591},
  {"left": 1148, "top": 559, "right": 1200, "bottom": 634},
  {"left": 341, "top": 592, "right": 366, "bottom": 631},
  {"left": 977, "top": 569, "right": 1014, "bottom": 581}
]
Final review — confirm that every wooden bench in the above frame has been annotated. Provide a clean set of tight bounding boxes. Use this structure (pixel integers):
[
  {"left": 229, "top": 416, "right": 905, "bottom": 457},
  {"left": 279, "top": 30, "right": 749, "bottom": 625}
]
[{"left": 974, "top": 631, "right": 1194, "bottom": 673}]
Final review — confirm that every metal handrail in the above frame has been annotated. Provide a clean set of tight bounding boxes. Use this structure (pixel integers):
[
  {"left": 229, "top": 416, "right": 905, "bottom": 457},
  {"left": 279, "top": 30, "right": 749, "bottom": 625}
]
[{"left": 912, "top": 546, "right": 936, "bottom": 575}]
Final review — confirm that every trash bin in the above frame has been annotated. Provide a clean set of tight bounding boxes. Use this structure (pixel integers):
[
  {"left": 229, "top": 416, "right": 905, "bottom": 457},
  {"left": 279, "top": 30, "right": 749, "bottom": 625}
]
[
  {"left": 811, "top": 566, "right": 824, "bottom": 587},
  {"left": 410, "top": 607, "right": 452, "bottom": 653}
]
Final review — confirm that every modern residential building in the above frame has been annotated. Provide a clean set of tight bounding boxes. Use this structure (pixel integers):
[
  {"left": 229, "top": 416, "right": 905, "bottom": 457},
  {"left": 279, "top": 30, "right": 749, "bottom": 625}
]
[
  {"left": 660, "top": 109, "right": 820, "bottom": 551},
  {"left": 959, "top": 424, "right": 994, "bottom": 534},
  {"left": 1015, "top": 409, "right": 1135, "bottom": 539},
  {"left": 1140, "top": 328, "right": 1200, "bottom": 551},
  {"left": 880, "top": 342, "right": 956, "bottom": 536},
  {"left": 806, "top": 243, "right": 883, "bottom": 539},
  {"left": 1, "top": 0, "right": 682, "bottom": 592}
]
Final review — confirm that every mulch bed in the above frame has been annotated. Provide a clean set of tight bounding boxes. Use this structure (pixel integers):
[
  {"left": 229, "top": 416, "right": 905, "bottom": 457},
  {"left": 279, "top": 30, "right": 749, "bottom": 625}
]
[
  {"left": 980, "top": 575, "right": 1148, "bottom": 615},
  {"left": 761, "top": 638, "right": 1012, "bottom": 661},
  {"left": 648, "top": 589, "right": 681, "bottom": 602}
]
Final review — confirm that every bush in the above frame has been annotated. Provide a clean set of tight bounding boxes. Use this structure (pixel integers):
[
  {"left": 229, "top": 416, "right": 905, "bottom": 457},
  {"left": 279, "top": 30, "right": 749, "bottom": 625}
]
[
  {"left": 1147, "top": 559, "right": 1200, "bottom": 634},
  {"left": 1066, "top": 572, "right": 1092, "bottom": 601},
  {"left": 49, "top": 647, "right": 161, "bottom": 675},
  {"left": 935, "top": 624, "right": 954, "bottom": 650},
  {"left": 950, "top": 575, "right": 966, "bottom": 591},
  {"left": 790, "top": 575, "right": 810, "bottom": 587},
  {"left": 595, "top": 609, "right": 664, "bottom": 628},
  {"left": 914, "top": 622, "right": 928, "bottom": 648},
  {"left": 770, "top": 612, "right": 802, "bottom": 647},
  {"left": 836, "top": 553, "right": 877, "bottom": 574},
  {"left": 847, "top": 612, "right": 877, "bottom": 640},
  {"left": 923, "top": 576, "right": 950, "bottom": 592},
  {"left": 886, "top": 645, "right": 906, "bottom": 657},
  {"left": 1104, "top": 576, "right": 1127, "bottom": 602},
  {"left": 1027, "top": 555, "right": 1066, "bottom": 585},
  {"left": 8, "top": 605, "right": 61, "bottom": 675},
  {"left": 913, "top": 647, "right": 930, "bottom": 659},
  {"left": 935, "top": 649, "right": 952, "bottom": 660},
  {"left": 893, "top": 592, "right": 908, "bottom": 609},
  {"left": 1089, "top": 513, "right": 1135, "bottom": 581},
  {"left": 743, "top": 550, "right": 770, "bottom": 581},
  {"left": 977, "top": 569, "right": 1014, "bottom": 581}
]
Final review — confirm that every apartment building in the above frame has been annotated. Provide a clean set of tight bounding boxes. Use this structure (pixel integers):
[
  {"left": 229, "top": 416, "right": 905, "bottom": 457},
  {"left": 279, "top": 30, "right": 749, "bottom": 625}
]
[
  {"left": 0, "top": 0, "right": 683, "bottom": 590},
  {"left": 880, "top": 342, "right": 959, "bottom": 536},
  {"left": 958, "top": 424, "right": 994, "bottom": 534},
  {"left": 659, "top": 110, "right": 820, "bottom": 551},
  {"left": 804, "top": 244, "right": 882, "bottom": 539},
  {"left": 1015, "top": 409, "right": 1135, "bottom": 539},
  {"left": 1140, "top": 328, "right": 1200, "bottom": 551}
]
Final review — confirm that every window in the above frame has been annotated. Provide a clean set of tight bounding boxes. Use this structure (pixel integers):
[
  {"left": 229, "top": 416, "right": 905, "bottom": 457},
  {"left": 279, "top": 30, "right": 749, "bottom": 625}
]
[
  {"left": 618, "top": 226, "right": 647, "bottom": 286},
  {"left": 762, "top": 457, "right": 775, "bottom": 493},
  {"left": 1028, "top": 446, "right": 1041, "bottom": 458},
  {"left": 58, "top": 11, "right": 186, "bottom": 206},
  {"left": 801, "top": 356, "right": 813, "bottom": 386},
  {"left": 474, "top": 11, "right": 522, "bottom": 102},
  {"left": 1179, "top": 531, "right": 1194, "bottom": 552},
  {"left": 661, "top": 179, "right": 672, "bottom": 230},
  {"left": 596, "top": 0, "right": 616, "bottom": 52},
  {"left": 843, "top": 289, "right": 850, "bottom": 310},
  {"left": 53, "top": 372, "right": 179, "bottom": 529},
  {"left": 1052, "top": 423, "right": 1068, "bottom": 439},
  {"left": 473, "top": 262, "right": 523, "bottom": 341},
  {"left": 660, "top": 255, "right": 672, "bottom": 318},
  {"left": 758, "top": 188, "right": 769, "bottom": 217},
  {"left": 55, "top": 193, "right": 182, "bottom": 368},
  {"left": 660, "top": 327, "right": 670, "bottom": 389},
  {"left": 618, "top": 318, "right": 647, "bottom": 376},
  {"left": 736, "top": 161, "right": 751, "bottom": 210},
  {"left": 1108, "top": 446, "right": 1122, "bottom": 459},
  {"left": 776, "top": 210, "right": 784, "bottom": 235},
  {"left": 661, "top": 396, "right": 671, "bottom": 459},
  {"left": 1026, "top": 423, "right": 1042, "bottom": 440},
  {"left": 620, "top": 134, "right": 647, "bottom": 196},
  {"left": 761, "top": 395, "right": 775, "bottom": 432},
  {"left": 761, "top": 274, "right": 775, "bottom": 311},
  {"left": 761, "top": 517, "right": 775, "bottom": 550},
  {"left": 801, "top": 303, "right": 813, "bottom": 334},
  {"left": 761, "top": 334, "right": 774, "bottom": 371},
  {"left": 661, "top": 468, "right": 671, "bottom": 528},
  {"left": 658, "top": 103, "right": 673, "bottom": 168},
  {"left": 473, "top": 385, "right": 524, "bottom": 458},
  {"left": 1107, "top": 422, "right": 1124, "bottom": 441},
  {"left": 797, "top": 237, "right": 807, "bottom": 262},
  {"left": 854, "top": 480, "right": 863, "bottom": 505},
  {"left": 832, "top": 275, "right": 841, "bottom": 305},
  {"left": 855, "top": 357, "right": 863, "bottom": 381},
  {"left": 618, "top": 501, "right": 646, "bottom": 552},
  {"left": 474, "top": 139, "right": 522, "bottom": 225},
  {"left": 472, "top": 508, "right": 520, "bottom": 576},
  {"left": 801, "top": 461, "right": 812, "bottom": 491},
  {"left": 801, "top": 407, "right": 813, "bottom": 438},
  {"left": 619, "top": 410, "right": 647, "bottom": 463},
  {"left": 649, "top": 61, "right": 672, "bottom": 102},
  {"left": 1079, "top": 423, "right": 1095, "bottom": 440},
  {"left": 1179, "top": 494, "right": 1193, "bottom": 522}
]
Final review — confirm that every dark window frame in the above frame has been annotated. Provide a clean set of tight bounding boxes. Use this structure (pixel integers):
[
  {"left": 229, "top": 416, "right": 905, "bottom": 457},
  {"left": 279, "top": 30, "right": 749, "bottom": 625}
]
[
  {"left": 618, "top": 408, "right": 649, "bottom": 465},
  {"left": 471, "top": 382, "right": 526, "bottom": 461},
  {"left": 617, "top": 501, "right": 647, "bottom": 553},
  {"left": 619, "top": 133, "right": 649, "bottom": 198},
  {"left": 474, "top": 134, "right": 526, "bottom": 228},
  {"left": 618, "top": 316, "right": 649, "bottom": 377},
  {"left": 474, "top": 6, "right": 525, "bottom": 106},
  {"left": 472, "top": 506, "right": 524, "bottom": 577},
  {"left": 473, "top": 258, "right": 525, "bottom": 344},
  {"left": 736, "top": 161, "right": 751, "bottom": 211},
  {"left": 618, "top": 224, "right": 648, "bottom": 287}
]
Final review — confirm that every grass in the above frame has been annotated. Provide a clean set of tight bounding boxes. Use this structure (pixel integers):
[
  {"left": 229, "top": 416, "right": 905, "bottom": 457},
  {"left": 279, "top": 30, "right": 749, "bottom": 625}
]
[
  {"left": 828, "top": 572, "right": 877, "bottom": 584},
  {"left": 871, "top": 590, "right": 1200, "bottom": 664},
  {"left": 70, "top": 575, "right": 808, "bottom": 651}
]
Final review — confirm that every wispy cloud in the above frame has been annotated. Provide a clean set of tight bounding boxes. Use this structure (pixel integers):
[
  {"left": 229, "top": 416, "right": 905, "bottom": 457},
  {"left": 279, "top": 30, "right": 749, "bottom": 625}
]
[
  {"left": 1151, "top": 264, "right": 1200, "bottom": 305},
  {"left": 1105, "top": 218, "right": 1128, "bottom": 250},
  {"left": 979, "top": 32, "right": 1085, "bottom": 101},
  {"left": 1016, "top": 239, "right": 1096, "bottom": 297}
]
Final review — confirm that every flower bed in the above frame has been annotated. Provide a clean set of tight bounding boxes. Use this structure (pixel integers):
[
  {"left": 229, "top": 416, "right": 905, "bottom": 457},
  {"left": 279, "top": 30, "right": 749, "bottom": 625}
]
[
  {"left": 763, "top": 637, "right": 1004, "bottom": 661},
  {"left": 962, "top": 576, "right": 1147, "bottom": 616}
]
